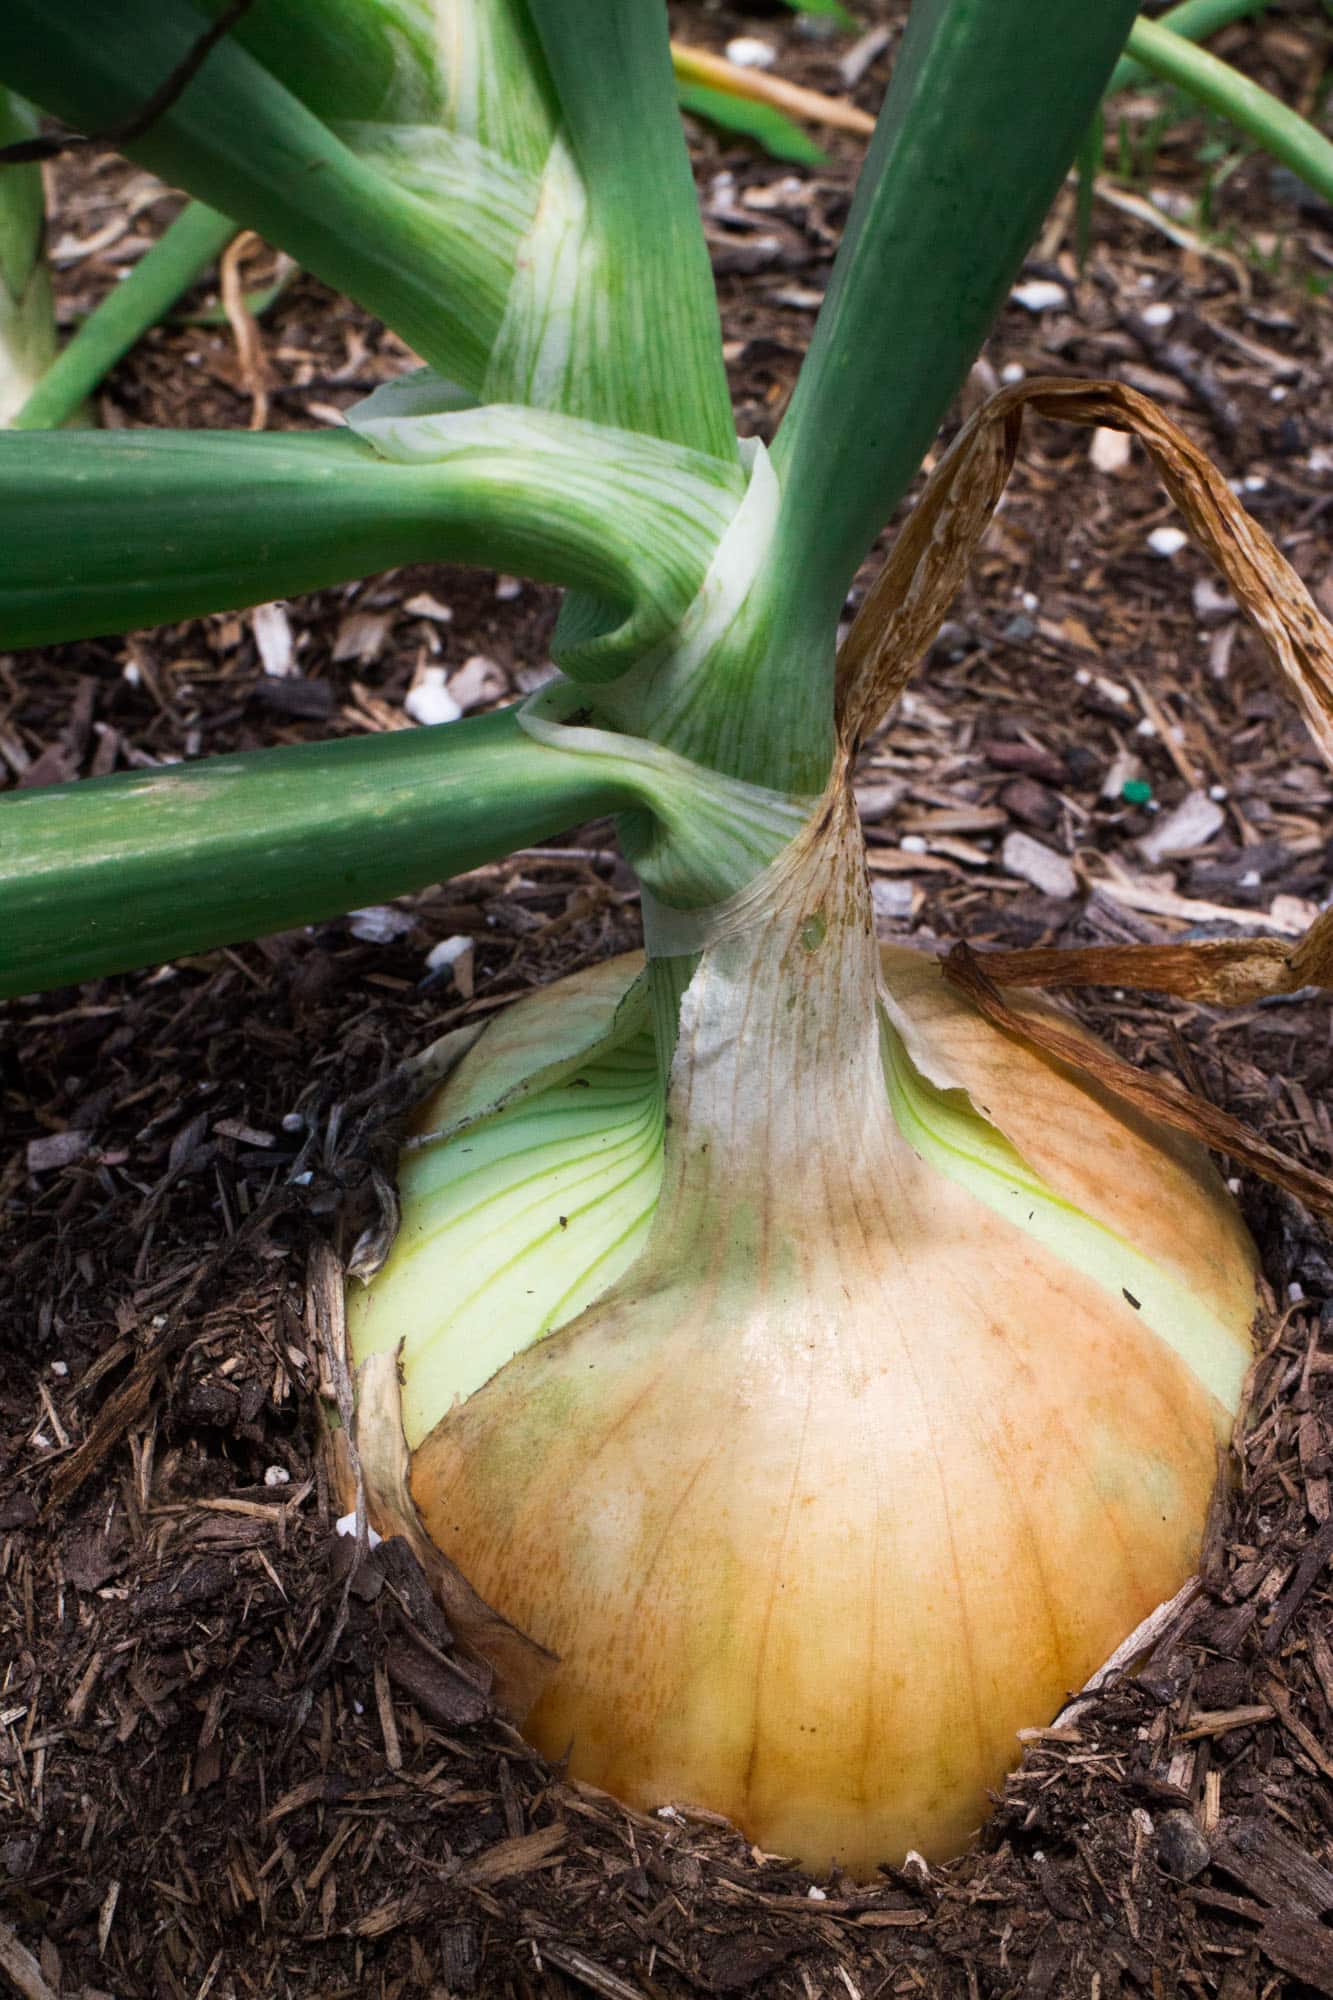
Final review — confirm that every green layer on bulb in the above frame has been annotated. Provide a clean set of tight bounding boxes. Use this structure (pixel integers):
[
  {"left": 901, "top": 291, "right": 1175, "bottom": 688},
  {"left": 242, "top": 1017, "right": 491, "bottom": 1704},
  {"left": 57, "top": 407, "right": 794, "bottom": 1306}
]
[
  {"left": 352, "top": 953, "right": 1249, "bottom": 1461},
  {"left": 348, "top": 1029, "right": 664, "bottom": 1446},
  {"left": 880, "top": 1016, "right": 1249, "bottom": 1415}
]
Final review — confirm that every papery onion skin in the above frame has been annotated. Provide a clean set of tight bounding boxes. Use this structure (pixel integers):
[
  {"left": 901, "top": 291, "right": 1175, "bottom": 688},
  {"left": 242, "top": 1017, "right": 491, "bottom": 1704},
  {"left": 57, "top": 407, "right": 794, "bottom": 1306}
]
[
  {"left": 378, "top": 797, "right": 1256, "bottom": 1877},
  {"left": 410, "top": 1133, "right": 1244, "bottom": 1873}
]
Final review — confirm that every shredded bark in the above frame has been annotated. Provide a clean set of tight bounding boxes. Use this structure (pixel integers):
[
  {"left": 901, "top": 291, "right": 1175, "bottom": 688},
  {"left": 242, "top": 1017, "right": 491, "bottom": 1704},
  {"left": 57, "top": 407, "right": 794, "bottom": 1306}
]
[{"left": 3, "top": 6, "right": 1332, "bottom": 1990}]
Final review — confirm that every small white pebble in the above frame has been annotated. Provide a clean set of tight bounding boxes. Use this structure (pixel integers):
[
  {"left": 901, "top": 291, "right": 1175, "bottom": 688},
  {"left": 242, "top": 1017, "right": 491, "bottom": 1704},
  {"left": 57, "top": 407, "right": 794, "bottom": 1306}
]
[
  {"left": 281, "top": 1111, "right": 304, "bottom": 1132},
  {"left": 494, "top": 575, "right": 522, "bottom": 602},
  {"left": 348, "top": 904, "right": 415, "bottom": 944},
  {"left": 251, "top": 601, "right": 295, "bottom": 678},
  {"left": 448, "top": 654, "right": 507, "bottom": 712},
  {"left": 1146, "top": 526, "right": 1188, "bottom": 559},
  {"left": 402, "top": 591, "right": 453, "bottom": 624},
  {"left": 1021, "top": 591, "right": 1038, "bottom": 613},
  {"left": 1289, "top": 1282, "right": 1305, "bottom": 1303},
  {"left": 425, "top": 934, "right": 475, "bottom": 998},
  {"left": 1089, "top": 426, "right": 1132, "bottom": 475},
  {"left": 1227, "top": 1177, "right": 1242, "bottom": 1194},
  {"left": 1242, "top": 474, "right": 1267, "bottom": 493},
  {"left": 1010, "top": 279, "right": 1067, "bottom": 313},
  {"left": 264, "top": 1465, "right": 291, "bottom": 1488},
  {"left": 1270, "top": 385, "right": 1288, "bottom": 403},
  {"left": 1134, "top": 717, "right": 1158, "bottom": 739},
  {"left": 1208, "top": 784, "right": 1228, "bottom": 802},
  {"left": 1240, "top": 869, "right": 1261, "bottom": 889},
  {"left": 292, "top": 1170, "right": 313, "bottom": 1186},
  {"left": 335, "top": 1511, "right": 383, "bottom": 1549},
  {"left": 1074, "top": 667, "right": 1092, "bottom": 687},
  {"left": 404, "top": 665, "right": 463, "bottom": 728},
  {"left": 1141, "top": 302, "right": 1175, "bottom": 328},
  {"left": 426, "top": 934, "right": 473, "bottom": 974},
  {"left": 1000, "top": 362, "right": 1025, "bottom": 385},
  {"left": 900, "top": 834, "right": 929, "bottom": 855},
  {"left": 806, "top": 1886, "right": 828, "bottom": 1901},
  {"left": 50, "top": 1360, "right": 69, "bottom": 1378},
  {"left": 724, "top": 35, "right": 776, "bottom": 68},
  {"left": 122, "top": 659, "right": 141, "bottom": 687}
]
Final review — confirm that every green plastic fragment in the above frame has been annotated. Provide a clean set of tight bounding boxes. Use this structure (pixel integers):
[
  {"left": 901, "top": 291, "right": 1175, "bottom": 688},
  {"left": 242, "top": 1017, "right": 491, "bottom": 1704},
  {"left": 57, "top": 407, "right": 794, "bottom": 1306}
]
[{"left": 1121, "top": 779, "right": 1153, "bottom": 805}]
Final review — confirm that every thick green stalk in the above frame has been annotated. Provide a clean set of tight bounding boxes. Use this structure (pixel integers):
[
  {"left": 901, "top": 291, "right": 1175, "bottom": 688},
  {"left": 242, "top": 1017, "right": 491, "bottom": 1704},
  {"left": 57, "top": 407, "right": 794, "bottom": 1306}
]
[
  {"left": 1124, "top": 18, "right": 1333, "bottom": 206},
  {"left": 12, "top": 200, "right": 235, "bottom": 431},
  {"left": 1108, "top": 0, "right": 1270, "bottom": 94},
  {"left": 0, "top": 685, "right": 811, "bottom": 997},
  {"left": 0, "top": 0, "right": 519, "bottom": 389},
  {"left": 767, "top": 0, "right": 1144, "bottom": 646},
  {"left": 0, "top": 710, "right": 635, "bottom": 997},
  {"left": 0, "top": 91, "right": 56, "bottom": 425},
  {"left": 0, "top": 418, "right": 739, "bottom": 653},
  {"left": 518, "top": 0, "right": 736, "bottom": 461}
]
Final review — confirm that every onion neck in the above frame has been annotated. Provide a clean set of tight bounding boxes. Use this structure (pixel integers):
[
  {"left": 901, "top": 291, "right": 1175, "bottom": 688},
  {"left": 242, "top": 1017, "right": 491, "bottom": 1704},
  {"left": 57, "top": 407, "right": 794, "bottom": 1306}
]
[{"left": 644, "top": 764, "right": 891, "bottom": 1254}]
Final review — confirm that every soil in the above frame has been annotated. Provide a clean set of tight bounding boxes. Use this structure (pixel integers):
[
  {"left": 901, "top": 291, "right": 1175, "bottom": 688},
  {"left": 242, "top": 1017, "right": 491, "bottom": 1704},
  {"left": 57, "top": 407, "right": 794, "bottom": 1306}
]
[{"left": 3, "top": 4, "right": 1333, "bottom": 1996}]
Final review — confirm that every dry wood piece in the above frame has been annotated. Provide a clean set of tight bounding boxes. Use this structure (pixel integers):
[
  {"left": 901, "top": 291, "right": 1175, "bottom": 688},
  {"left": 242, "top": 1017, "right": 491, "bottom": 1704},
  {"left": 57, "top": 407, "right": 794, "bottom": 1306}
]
[
  {"left": 0, "top": 1920, "right": 60, "bottom": 2000},
  {"left": 460, "top": 1822, "right": 566, "bottom": 1885},
  {"left": 1209, "top": 1813, "right": 1333, "bottom": 1920},
  {"left": 537, "top": 1941, "right": 650, "bottom": 2000},
  {"left": 1261, "top": 1514, "right": 1333, "bottom": 1654}
]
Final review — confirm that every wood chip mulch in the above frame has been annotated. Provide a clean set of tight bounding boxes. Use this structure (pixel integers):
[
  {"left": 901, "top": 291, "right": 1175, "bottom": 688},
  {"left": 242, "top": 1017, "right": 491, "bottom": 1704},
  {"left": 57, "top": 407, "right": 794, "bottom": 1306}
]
[{"left": 3, "top": 4, "right": 1333, "bottom": 1993}]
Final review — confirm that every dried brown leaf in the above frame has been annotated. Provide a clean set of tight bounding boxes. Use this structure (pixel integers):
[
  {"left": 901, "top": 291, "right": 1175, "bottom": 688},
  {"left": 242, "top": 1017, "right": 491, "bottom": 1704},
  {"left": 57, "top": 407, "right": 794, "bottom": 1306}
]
[
  {"left": 355, "top": 1350, "right": 556, "bottom": 1723},
  {"left": 958, "top": 908, "right": 1333, "bottom": 1008},
  {"left": 838, "top": 377, "right": 1333, "bottom": 771}
]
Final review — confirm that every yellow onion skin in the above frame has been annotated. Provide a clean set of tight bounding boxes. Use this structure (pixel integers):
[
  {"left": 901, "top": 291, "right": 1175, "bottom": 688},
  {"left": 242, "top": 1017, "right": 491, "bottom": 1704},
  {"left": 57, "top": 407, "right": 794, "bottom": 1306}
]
[{"left": 406, "top": 792, "right": 1256, "bottom": 1877}]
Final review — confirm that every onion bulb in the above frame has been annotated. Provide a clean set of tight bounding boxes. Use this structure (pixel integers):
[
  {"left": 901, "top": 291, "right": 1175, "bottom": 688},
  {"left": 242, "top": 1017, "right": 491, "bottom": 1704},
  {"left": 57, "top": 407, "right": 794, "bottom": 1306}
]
[{"left": 347, "top": 785, "right": 1255, "bottom": 1876}]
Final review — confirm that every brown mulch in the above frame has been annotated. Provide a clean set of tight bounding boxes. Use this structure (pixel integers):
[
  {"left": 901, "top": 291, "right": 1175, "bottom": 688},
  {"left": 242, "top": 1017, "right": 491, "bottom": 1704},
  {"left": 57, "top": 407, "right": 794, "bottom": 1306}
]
[{"left": 3, "top": 5, "right": 1333, "bottom": 1996}]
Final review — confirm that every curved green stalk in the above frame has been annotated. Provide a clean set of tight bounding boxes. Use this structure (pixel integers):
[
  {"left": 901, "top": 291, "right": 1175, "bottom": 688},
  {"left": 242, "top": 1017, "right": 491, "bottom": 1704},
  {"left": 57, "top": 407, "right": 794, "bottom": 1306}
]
[
  {"left": 0, "top": 709, "right": 635, "bottom": 997},
  {"left": 766, "top": 0, "right": 1143, "bottom": 648},
  {"left": 519, "top": 0, "right": 736, "bottom": 461},
  {"left": 0, "top": 688, "right": 812, "bottom": 997},
  {"left": 0, "top": 91, "right": 56, "bottom": 425},
  {"left": 0, "top": 416, "right": 740, "bottom": 654},
  {"left": 1108, "top": 0, "right": 1271, "bottom": 96},
  {"left": 0, "top": 0, "right": 521, "bottom": 389},
  {"left": 1124, "top": 18, "right": 1333, "bottom": 208},
  {"left": 12, "top": 200, "right": 235, "bottom": 432}
]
